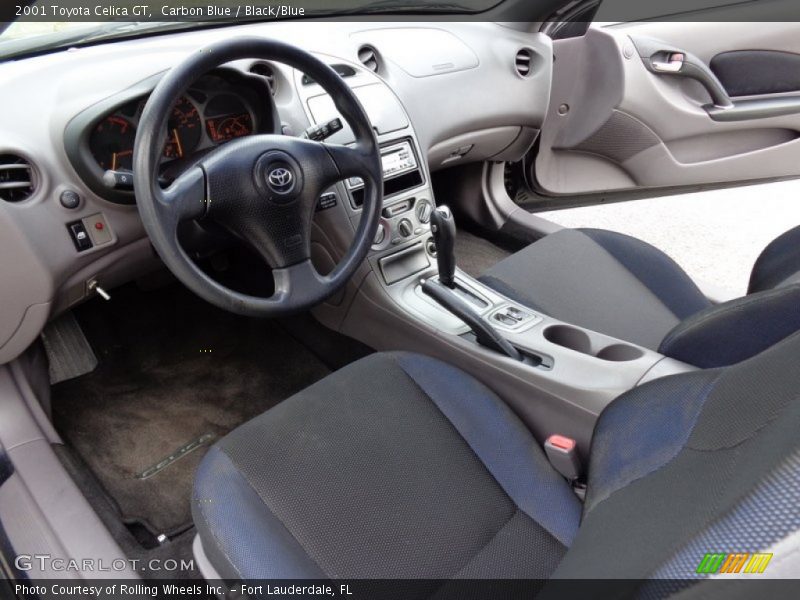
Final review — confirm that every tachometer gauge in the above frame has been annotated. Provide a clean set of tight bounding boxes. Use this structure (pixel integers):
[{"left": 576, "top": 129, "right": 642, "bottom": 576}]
[
  {"left": 90, "top": 115, "right": 136, "bottom": 171},
  {"left": 164, "top": 96, "right": 202, "bottom": 160}
]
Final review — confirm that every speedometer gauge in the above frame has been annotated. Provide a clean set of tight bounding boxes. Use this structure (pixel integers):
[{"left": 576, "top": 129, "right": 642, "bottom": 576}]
[
  {"left": 90, "top": 116, "right": 135, "bottom": 171},
  {"left": 164, "top": 96, "right": 202, "bottom": 160}
]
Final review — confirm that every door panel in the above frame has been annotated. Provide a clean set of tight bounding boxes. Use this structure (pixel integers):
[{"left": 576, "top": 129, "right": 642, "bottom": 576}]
[
  {"left": 535, "top": 22, "right": 800, "bottom": 196},
  {"left": 711, "top": 50, "right": 800, "bottom": 97}
]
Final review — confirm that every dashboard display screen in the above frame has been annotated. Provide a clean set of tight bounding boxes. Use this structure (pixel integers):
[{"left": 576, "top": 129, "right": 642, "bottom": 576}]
[{"left": 380, "top": 142, "right": 416, "bottom": 177}]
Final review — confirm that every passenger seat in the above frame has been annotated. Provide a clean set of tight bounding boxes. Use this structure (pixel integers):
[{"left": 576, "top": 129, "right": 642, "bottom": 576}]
[{"left": 479, "top": 225, "right": 800, "bottom": 368}]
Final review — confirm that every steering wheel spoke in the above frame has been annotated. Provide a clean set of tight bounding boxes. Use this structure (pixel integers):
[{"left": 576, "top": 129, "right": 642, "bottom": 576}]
[
  {"left": 160, "top": 165, "right": 208, "bottom": 224},
  {"left": 272, "top": 259, "right": 328, "bottom": 306},
  {"left": 321, "top": 142, "right": 375, "bottom": 187}
]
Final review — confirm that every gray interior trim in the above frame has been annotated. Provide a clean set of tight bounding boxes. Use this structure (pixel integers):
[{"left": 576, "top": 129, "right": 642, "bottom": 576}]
[
  {"left": 0, "top": 362, "right": 134, "bottom": 579},
  {"left": 707, "top": 95, "right": 800, "bottom": 122},
  {"left": 536, "top": 23, "right": 800, "bottom": 196},
  {"left": 191, "top": 535, "right": 222, "bottom": 581}
]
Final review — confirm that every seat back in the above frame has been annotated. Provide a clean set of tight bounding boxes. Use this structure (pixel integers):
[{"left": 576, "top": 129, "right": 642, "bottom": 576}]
[
  {"left": 659, "top": 224, "right": 800, "bottom": 368},
  {"left": 549, "top": 331, "right": 800, "bottom": 594},
  {"left": 659, "top": 283, "right": 800, "bottom": 368}
]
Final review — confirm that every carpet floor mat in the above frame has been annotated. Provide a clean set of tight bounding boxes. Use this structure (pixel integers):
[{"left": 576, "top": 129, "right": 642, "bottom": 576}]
[
  {"left": 454, "top": 230, "right": 512, "bottom": 278},
  {"left": 52, "top": 282, "right": 331, "bottom": 535}
]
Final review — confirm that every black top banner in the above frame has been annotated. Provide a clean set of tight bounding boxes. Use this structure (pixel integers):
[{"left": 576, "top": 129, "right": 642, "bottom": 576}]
[{"left": 5, "top": 0, "right": 800, "bottom": 24}]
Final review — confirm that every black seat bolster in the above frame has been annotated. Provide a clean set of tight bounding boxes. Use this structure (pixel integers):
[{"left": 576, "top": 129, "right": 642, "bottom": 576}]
[
  {"left": 658, "top": 284, "right": 800, "bottom": 368},
  {"left": 749, "top": 223, "right": 800, "bottom": 293}
]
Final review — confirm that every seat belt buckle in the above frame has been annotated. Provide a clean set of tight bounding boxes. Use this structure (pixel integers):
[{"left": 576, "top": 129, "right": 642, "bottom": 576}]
[{"left": 545, "top": 434, "right": 583, "bottom": 490}]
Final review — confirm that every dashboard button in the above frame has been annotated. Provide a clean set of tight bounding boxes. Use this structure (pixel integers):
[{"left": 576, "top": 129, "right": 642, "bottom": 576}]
[
  {"left": 67, "top": 222, "right": 93, "bottom": 252},
  {"left": 373, "top": 224, "right": 386, "bottom": 245},
  {"left": 316, "top": 193, "right": 337, "bottom": 211},
  {"left": 416, "top": 199, "right": 432, "bottom": 224},
  {"left": 382, "top": 200, "right": 411, "bottom": 218},
  {"left": 60, "top": 190, "right": 81, "bottom": 209},
  {"left": 83, "top": 213, "right": 113, "bottom": 246},
  {"left": 398, "top": 219, "right": 414, "bottom": 238}
]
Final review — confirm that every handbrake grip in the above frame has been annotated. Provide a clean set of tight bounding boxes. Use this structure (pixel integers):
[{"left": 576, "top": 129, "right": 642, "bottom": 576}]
[{"left": 422, "top": 278, "right": 523, "bottom": 361}]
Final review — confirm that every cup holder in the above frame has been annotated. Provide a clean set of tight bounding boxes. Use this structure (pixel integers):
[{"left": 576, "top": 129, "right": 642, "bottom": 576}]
[
  {"left": 544, "top": 325, "right": 592, "bottom": 355},
  {"left": 596, "top": 344, "right": 645, "bottom": 362},
  {"left": 543, "top": 325, "right": 644, "bottom": 362}
]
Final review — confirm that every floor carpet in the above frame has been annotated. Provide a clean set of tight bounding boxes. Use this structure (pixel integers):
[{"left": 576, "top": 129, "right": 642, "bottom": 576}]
[
  {"left": 52, "top": 282, "right": 331, "bottom": 535},
  {"left": 455, "top": 230, "right": 512, "bottom": 278}
]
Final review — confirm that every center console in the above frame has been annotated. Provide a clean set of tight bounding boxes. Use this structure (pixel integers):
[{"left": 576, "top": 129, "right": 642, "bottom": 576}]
[
  {"left": 299, "top": 58, "right": 695, "bottom": 459},
  {"left": 337, "top": 253, "right": 697, "bottom": 459},
  {"left": 291, "top": 61, "right": 436, "bottom": 294}
]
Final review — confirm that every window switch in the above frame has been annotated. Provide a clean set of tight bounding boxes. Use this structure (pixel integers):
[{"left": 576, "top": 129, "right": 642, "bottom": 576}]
[
  {"left": 493, "top": 312, "right": 517, "bottom": 327},
  {"left": 506, "top": 306, "right": 529, "bottom": 321},
  {"left": 68, "top": 221, "right": 93, "bottom": 252}
]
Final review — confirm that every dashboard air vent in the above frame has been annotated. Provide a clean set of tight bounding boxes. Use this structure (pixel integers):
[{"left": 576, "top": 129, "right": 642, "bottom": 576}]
[
  {"left": 357, "top": 45, "right": 380, "bottom": 73},
  {"left": 250, "top": 62, "right": 277, "bottom": 94},
  {"left": 0, "top": 154, "right": 36, "bottom": 203},
  {"left": 515, "top": 49, "right": 534, "bottom": 77}
]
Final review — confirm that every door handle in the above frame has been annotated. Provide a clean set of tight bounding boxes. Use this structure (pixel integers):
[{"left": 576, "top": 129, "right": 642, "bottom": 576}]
[
  {"left": 651, "top": 52, "right": 685, "bottom": 73},
  {"left": 630, "top": 36, "right": 734, "bottom": 110}
]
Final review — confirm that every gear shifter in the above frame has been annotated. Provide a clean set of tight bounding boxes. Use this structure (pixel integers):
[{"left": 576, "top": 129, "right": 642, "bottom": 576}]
[
  {"left": 421, "top": 205, "right": 523, "bottom": 362},
  {"left": 430, "top": 205, "right": 457, "bottom": 288}
]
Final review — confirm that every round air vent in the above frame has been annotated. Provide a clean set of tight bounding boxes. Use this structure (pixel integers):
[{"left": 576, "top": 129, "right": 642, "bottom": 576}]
[
  {"left": 357, "top": 45, "right": 380, "bottom": 73},
  {"left": 250, "top": 61, "right": 277, "bottom": 95},
  {"left": 515, "top": 48, "right": 534, "bottom": 77},
  {"left": 0, "top": 154, "right": 36, "bottom": 203}
]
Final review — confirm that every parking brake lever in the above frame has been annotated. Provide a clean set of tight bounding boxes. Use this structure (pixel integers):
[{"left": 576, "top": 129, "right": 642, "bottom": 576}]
[{"left": 422, "top": 278, "right": 523, "bottom": 361}]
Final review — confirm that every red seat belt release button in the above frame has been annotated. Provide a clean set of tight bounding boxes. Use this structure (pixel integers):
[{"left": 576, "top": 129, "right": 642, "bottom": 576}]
[{"left": 544, "top": 435, "right": 582, "bottom": 482}]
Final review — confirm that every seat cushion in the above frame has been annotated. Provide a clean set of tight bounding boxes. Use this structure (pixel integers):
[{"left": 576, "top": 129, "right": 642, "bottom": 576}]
[
  {"left": 480, "top": 228, "right": 711, "bottom": 350},
  {"left": 193, "top": 352, "right": 581, "bottom": 580}
]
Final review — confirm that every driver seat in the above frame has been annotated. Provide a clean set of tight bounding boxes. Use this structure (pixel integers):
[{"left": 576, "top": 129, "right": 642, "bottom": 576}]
[{"left": 193, "top": 337, "right": 800, "bottom": 590}]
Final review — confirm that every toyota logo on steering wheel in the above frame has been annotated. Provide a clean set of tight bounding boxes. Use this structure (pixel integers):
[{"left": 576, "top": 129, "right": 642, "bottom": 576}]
[{"left": 267, "top": 166, "right": 294, "bottom": 193}]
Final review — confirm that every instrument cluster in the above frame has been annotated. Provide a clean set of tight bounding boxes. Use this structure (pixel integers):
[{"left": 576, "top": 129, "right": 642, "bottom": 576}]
[{"left": 89, "top": 79, "right": 256, "bottom": 172}]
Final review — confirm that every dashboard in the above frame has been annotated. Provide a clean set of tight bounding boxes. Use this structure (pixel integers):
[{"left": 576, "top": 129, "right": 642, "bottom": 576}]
[{"left": 0, "top": 21, "right": 553, "bottom": 363}]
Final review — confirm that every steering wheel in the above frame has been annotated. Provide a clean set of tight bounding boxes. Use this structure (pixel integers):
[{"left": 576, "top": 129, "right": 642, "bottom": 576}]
[{"left": 133, "top": 38, "right": 383, "bottom": 317}]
